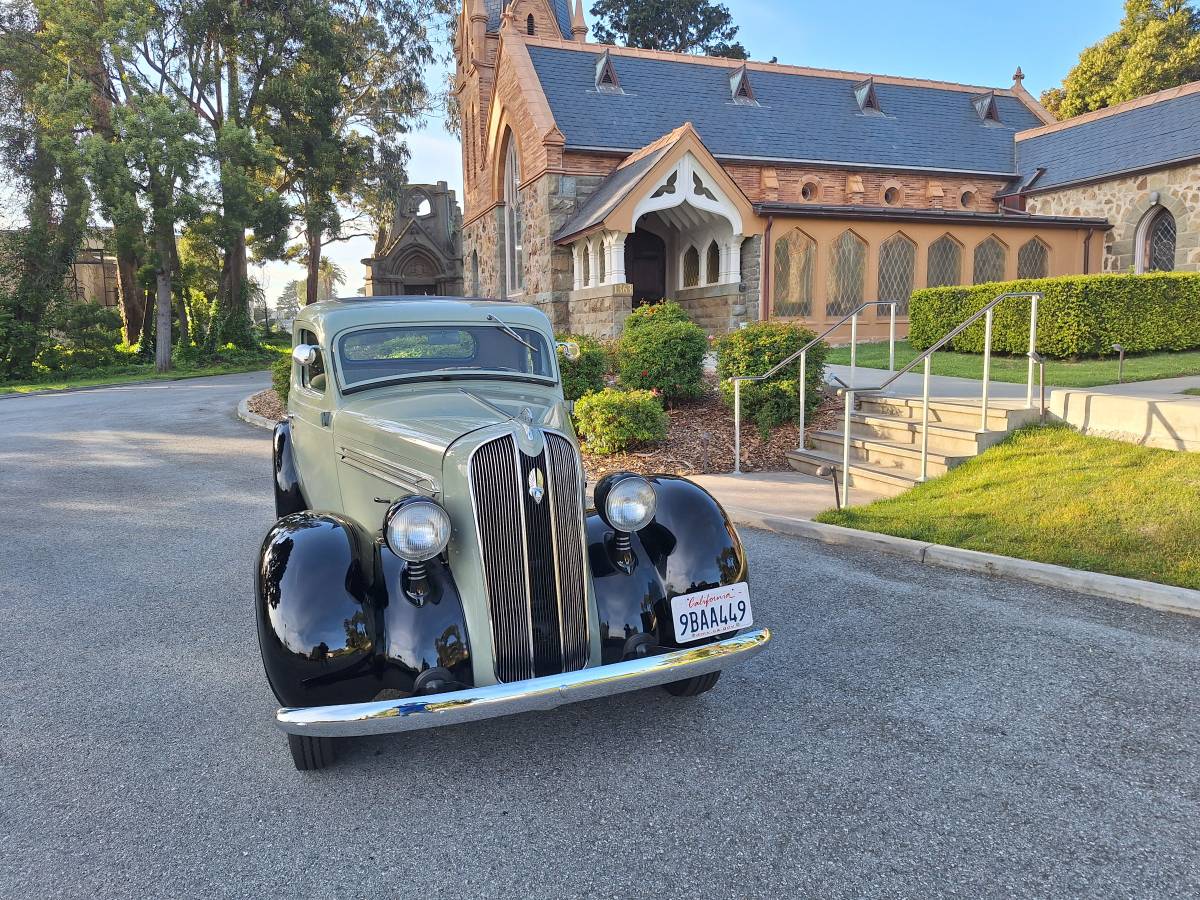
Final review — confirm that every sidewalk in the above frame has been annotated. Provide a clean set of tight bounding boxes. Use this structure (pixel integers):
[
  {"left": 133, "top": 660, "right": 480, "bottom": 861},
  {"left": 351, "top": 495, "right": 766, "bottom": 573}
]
[{"left": 692, "top": 470, "right": 885, "bottom": 520}]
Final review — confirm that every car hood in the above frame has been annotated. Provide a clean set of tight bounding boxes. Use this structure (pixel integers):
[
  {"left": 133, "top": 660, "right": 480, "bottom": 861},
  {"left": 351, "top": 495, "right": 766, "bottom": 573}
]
[{"left": 335, "top": 381, "right": 571, "bottom": 475}]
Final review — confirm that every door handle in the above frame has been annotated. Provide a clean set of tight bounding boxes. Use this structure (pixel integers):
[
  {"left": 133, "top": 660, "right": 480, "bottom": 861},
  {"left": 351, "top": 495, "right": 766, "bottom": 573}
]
[{"left": 320, "top": 411, "right": 332, "bottom": 427}]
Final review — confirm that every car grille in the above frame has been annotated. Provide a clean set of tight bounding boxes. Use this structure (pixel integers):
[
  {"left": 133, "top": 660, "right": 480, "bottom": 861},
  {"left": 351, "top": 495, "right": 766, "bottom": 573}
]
[{"left": 470, "top": 432, "right": 590, "bottom": 682}]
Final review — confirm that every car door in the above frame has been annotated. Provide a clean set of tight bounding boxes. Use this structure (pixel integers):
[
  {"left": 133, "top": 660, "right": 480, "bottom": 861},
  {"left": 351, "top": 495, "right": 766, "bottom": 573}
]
[{"left": 289, "top": 327, "right": 341, "bottom": 513}]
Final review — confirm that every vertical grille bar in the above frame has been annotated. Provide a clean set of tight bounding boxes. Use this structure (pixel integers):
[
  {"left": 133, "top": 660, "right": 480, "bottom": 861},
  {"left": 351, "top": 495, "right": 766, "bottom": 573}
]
[
  {"left": 520, "top": 448, "right": 563, "bottom": 676},
  {"left": 546, "top": 433, "right": 590, "bottom": 672},
  {"left": 469, "top": 431, "right": 590, "bottom": 683}
]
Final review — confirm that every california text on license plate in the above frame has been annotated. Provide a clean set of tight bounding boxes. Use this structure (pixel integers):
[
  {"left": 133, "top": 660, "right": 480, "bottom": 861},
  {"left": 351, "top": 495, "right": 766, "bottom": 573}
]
[{"left": 671, "top": 582, "right": 752, "bottom": 643}]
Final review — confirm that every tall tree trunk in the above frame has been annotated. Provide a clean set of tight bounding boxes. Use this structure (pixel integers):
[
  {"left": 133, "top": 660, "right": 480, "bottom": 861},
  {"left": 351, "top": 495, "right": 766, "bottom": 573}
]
[
  {"left": 169, "top": 231, "right": 189, "bottom": 348},
  {"left": 153, "top": 217, "right": 173, "bottom": 373},
  {"left": 115, "top": 252, "right": 145, "bottom": 344},
  {"left": 305, "top": 225, "right": 321, "bottom": 306}
]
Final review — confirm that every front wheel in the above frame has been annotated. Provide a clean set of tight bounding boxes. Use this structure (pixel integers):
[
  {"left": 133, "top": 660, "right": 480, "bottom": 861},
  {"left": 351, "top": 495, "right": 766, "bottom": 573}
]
[
  {"left": 663, "top": 671, "right": 720, "bottom": 697},
  {"left": 287, "top": 733, "right": 339, "bottom": 770}
]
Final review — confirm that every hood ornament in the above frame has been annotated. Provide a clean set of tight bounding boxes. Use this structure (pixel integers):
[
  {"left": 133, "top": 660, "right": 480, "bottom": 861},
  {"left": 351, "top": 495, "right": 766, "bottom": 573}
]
[{"left": 527, "top": 467, "right": 545, "bottom": 504}]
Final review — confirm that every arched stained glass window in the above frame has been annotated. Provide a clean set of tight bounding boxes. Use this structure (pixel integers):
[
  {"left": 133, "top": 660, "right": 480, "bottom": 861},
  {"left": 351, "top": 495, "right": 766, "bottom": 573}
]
[
  {"left": 503, "top": 138, "right": 524, "bottom": 295},
  {"left": 1144, "top": 208, "right": 1177, "bottom": 272},
  {"left": 827, "top": 230, "right": 866, "bottom": 316},
  {"left": 972, "top": 236, "right": 1006, "bottom": 284},
  {"left": 1017, "top": 238, "right": 1048, "bottom": 279},
  {"left": 682, "top": 245, "right": 700, "bottom": 287},
  {"left": 927, "top": 235, "right": 962, "bottom": 288},
  {"left": 877, "top": 233, "right": 916, "bottom": 316},
  {"left": 772, "top": 228, "right": 815, "bottom": 317},
  {"left": 706, "top": 240, "right": 720, "bottom": 284}
]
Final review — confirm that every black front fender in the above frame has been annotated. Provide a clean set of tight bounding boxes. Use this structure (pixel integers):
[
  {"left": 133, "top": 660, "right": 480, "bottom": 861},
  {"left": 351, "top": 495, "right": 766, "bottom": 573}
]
[
  {"left": 272, "top": 421, "right": 307, "bottom": 518},
  {"left": 588, "top": 475, "right": 748, "bottom": 665},
  {"left": 255, "top": 512, "right": 473, "bottom": 708}
]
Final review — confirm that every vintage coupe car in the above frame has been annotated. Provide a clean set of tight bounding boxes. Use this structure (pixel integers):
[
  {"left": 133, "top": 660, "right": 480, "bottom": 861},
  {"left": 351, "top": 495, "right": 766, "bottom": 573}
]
[{"left": 257, "top": 296, "right": 770, "bottom": 769}]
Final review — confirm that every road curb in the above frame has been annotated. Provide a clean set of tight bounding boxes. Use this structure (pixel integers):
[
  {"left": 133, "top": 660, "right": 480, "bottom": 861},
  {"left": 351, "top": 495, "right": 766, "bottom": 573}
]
[
  {"left": 237, "top": 395, "right": 277, "bottom": 431},
  {"left": 721, "top": 504, "right": 1200, "bottom": 619}
]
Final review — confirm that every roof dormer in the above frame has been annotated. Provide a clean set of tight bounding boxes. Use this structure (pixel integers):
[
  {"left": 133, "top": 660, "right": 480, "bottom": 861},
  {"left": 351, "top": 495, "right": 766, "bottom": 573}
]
[
  {"left": 595, "top": 49, "right": 622, "bottom": 94},
  {"left": 730, "top": 65, "right": 757, "bottom": 105},
  {"left": 973, "top": 90, "right": 1001, "bottom": 123},
  {"left": 854, "top": 77, "right": 882, "bottom": 115}
]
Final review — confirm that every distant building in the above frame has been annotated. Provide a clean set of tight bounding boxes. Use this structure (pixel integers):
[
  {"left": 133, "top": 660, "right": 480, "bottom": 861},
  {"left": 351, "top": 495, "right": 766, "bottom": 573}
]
[
  {"left": 1, "top": 232, "right": 118, "bottom": 309},
  {"left": 453, "top": 0, "right": 1198, "bottom": 340},
  {"left": 363, "top": 182, "right": 464, "bottom": 296}
]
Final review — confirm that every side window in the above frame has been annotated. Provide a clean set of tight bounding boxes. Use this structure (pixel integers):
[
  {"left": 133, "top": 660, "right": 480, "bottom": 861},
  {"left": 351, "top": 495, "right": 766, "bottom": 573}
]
[{"left": 298, "top": 329, "right": 327, "bottom": 393}]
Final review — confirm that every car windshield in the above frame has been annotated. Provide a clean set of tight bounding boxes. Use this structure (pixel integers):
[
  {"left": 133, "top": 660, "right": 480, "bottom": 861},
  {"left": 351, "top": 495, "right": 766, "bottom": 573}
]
[{"left": 336, "top": 324, "right": 555, "bottom": 390}]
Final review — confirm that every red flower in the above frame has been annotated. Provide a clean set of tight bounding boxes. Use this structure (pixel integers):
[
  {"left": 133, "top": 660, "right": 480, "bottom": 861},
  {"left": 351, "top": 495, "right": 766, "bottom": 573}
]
[{"left": 641, "top": 369, "right": 648, "bottom": 377}]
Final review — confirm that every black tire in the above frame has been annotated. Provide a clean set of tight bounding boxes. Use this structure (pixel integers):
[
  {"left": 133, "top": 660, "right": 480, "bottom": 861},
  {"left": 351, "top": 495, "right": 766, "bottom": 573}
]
[
  {"left": 287, "top": 733, "right": 338, "bottom": 770},
  {"left": 663, "top": 670, "right": 721, "bottom": 697}
]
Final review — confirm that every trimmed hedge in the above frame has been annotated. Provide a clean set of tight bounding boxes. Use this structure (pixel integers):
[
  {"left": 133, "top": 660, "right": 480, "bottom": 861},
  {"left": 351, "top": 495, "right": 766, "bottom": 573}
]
[
  {"left": 909, "top": 273, "right": 1200, "bottom": 359},
  {"left": 616, "top": 316, "right": 708, "bottom": 402},
  {"left": 716, "top": 321, "right": 827, "bottom": 438},
  {"left": 573, "top": 388, "right": 667, "bottom": 454},
  {"left": 556, "top": 333, "right": 608, "bottom": 401}
]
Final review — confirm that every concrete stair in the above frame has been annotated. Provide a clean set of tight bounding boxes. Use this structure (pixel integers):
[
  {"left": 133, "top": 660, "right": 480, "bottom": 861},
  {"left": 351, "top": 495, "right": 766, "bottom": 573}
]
[{"left": 787, "top": 394, "right": 1042, "bottom": 497}]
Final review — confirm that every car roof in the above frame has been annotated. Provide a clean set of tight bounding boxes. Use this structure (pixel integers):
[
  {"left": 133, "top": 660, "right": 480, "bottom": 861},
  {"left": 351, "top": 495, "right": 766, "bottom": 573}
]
[{"left": 294, "top": 296, "right": 554, "bottom": 339}]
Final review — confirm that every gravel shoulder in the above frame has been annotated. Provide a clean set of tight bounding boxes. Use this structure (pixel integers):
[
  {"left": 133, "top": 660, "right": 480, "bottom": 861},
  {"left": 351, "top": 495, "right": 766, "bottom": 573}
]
[{"left": 1, "top": 372, "right": 1198, "bottom": 899}]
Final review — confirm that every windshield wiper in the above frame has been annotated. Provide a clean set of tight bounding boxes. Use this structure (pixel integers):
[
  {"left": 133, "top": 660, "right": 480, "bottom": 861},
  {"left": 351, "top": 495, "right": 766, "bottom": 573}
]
[{"left": 485, "top": 313, "right": 536, "bottom": 351}]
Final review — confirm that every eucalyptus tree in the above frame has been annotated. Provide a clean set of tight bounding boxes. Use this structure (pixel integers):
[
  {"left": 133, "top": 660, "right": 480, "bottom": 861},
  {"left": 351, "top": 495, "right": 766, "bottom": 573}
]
[{"left": 0, "top": 4, "right": 92, "bottom": 379}]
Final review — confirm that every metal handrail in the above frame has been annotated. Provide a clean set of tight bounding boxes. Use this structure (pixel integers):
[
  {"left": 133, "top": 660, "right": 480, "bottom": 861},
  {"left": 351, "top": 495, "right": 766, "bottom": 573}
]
[
  {"left": 833, "top": 290, "right": 1042, "bottom": 504},
  {"left": 730, "top": 300, "right": 898, "bottom": 473}
]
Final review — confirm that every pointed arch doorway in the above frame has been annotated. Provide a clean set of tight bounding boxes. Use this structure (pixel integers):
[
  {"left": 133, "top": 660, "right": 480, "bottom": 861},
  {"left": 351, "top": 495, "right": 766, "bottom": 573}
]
[{"left": 625, "top": 226, "right": 666, "bottom": 306}]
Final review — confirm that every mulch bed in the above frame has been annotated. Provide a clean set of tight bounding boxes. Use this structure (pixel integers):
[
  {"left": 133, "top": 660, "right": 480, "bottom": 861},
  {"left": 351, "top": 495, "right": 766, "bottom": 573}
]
[
  {"left": 247, "top": 384, "right": 840, "bottom": 480},
  {"left": 248, "top": 389, "right": 287, "bottom": 422}
]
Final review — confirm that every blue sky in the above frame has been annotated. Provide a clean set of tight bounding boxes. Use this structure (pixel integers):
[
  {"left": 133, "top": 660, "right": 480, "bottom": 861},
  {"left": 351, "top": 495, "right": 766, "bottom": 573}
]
[{"left": 279, "top": 0, "right": 1130, "bottom": 300}]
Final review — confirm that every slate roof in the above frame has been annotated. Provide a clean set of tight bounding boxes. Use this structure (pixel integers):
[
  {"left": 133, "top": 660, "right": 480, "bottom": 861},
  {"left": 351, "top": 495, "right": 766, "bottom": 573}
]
[
  {"left": 486, "top": 0, "right": 573, "bottom": 40},
  {"left": 1015, "top": 85, "right": 1200, "bottom": 192},
  {"left": 526, "top": 45, "right": 1044, "bottom": 174},
  {"left": 552, "top": 145, "right": 670, "bottom": 241}
]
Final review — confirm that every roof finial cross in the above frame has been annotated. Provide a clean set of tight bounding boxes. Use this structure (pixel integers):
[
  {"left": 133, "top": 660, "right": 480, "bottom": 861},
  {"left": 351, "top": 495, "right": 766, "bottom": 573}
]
[{"left": 1012, "top": 66, "right": 1024, "bottom": 85}]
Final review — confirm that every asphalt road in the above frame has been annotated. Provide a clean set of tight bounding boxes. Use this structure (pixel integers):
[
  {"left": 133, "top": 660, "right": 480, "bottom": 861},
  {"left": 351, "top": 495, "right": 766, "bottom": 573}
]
[{"left": 2, "top": 373, "right": 1199, "bottom": 899}]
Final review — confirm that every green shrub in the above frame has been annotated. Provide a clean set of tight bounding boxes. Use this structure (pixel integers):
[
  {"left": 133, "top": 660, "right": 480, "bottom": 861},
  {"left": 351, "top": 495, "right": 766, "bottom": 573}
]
[
  {"left": 272, "top": 354, "right": 292, "bottom": 404},
  {"left": 909, "top": 272, "right": 1200, "bottom": 359},
  {"left": 616, "top": 317, "right": 708, "bottom": 402},
  {"left": 556, "top": 333, "right": 608, "bottom": 401},
  {"left": 573, "top": 388, "right": 667, "bottom": 455},
  {"left": 716, "top": 321, "right": 827, "bottom": 438},
  {"left": 623, "top": 299, "right": 691, "bottom": 332}
]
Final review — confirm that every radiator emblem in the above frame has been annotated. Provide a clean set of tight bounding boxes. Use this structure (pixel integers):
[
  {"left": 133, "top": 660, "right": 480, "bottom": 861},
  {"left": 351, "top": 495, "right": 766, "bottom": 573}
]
[{"left": 527, "top": 467, "right": 545, "bottom": 504}]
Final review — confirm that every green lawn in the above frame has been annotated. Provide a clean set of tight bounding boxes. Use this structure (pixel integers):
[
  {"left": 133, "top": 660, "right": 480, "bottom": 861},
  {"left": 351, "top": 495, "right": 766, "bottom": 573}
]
[
  {"left": 826, "top": 340, "right": 1200, "bottom": 388},
  {"left": 816, "top": 425, "right": 1200, "bottom": 590},
  {"left": 1185, "top": 388, "right": 1200, "bottom": 397},
  {"left": 0, "top": 339, "right": 289, "bottom": 395}
]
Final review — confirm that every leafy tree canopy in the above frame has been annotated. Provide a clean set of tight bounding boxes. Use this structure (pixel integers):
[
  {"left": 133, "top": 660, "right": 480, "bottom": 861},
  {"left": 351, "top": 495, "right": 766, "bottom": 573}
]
[
  {"left": 1041, "top": 0, "right": 1200, "bottom": 118},
  {"left": 588, "top": 0, "right": 748, "bottom": 59}
]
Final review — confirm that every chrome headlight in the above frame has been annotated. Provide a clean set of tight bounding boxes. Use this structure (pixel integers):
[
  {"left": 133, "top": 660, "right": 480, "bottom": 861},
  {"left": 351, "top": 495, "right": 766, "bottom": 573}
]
[
  {"left": 601, "top": 474, "right": 657, "bottom": 533},
  {"left": 384, "top": 498, "right": 451, "bottom": 562}
]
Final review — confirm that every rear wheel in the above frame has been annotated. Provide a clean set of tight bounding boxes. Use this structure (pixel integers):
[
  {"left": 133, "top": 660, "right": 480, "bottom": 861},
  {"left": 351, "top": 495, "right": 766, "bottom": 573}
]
[
  {"left": 287, "top": 733, "right": 338, "bottom": 770},
  {"left": 663, "top": 671, "right": 720, "bottom": 697}
]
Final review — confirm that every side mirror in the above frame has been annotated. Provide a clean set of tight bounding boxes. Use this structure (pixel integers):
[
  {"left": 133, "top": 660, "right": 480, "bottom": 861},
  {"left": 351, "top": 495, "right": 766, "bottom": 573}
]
[
  {"left": 556, "top": 340, "right": 581, "bottom": 362},
  {"left": 292, "top": 344, "right": 318, "bottom": 366}
]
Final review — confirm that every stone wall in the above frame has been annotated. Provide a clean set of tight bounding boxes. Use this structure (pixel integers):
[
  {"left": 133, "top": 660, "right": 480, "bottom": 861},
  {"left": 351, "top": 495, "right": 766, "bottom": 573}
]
[
  {"left": 1025, "top": 161, "right": 1200, "bottom": 272},
  {"left": 673, "top": 235, "right": 761, "bottom": 333},
  {"left": 463, "top": 170, "right": 606, "bottom": 332},
  {"left": 565, "top": 283, "right": 633, "bottom": 338}
]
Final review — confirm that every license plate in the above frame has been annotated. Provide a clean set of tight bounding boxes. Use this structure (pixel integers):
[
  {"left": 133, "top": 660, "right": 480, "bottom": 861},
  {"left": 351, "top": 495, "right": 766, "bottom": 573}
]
[{"left": 671, "top": 582, "right": 752, "bottom": 643}]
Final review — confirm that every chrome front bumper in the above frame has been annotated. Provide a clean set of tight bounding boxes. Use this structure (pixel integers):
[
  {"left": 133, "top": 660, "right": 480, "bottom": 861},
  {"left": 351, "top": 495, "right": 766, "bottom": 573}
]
[{"left": 275, "top": 628, "right": 771, "bottom": 737}]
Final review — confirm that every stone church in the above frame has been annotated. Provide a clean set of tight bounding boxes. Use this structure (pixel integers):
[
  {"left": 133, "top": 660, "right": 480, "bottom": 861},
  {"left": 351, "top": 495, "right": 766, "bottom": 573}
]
[
  {"left": 454, "top": 0, "right": 1199, "bottom": 339},
  {"left": 364, "top": 181, "right": 464, "bottom": 296}
]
